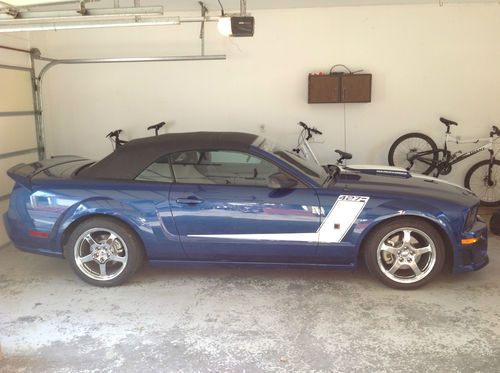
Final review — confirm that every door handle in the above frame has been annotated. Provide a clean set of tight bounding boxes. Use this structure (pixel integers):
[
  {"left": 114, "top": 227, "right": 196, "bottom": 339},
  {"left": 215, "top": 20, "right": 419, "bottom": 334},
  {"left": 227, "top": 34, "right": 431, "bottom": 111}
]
[{"left": 176, "top": 197, "right": 204, "bottom": 205}]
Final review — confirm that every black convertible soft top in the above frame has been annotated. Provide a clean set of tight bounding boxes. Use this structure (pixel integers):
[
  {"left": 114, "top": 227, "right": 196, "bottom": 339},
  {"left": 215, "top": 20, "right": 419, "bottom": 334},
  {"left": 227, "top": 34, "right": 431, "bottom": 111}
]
[{"left": 79, "top": 131, "right": 258, "bottom": 180}]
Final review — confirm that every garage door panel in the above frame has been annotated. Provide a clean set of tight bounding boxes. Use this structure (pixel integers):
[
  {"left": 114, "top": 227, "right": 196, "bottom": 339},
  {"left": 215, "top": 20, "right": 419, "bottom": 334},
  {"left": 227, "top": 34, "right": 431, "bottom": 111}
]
[
  {"left": 0, "top": 69, "right": 33, "bottom": 112},
  {"left": 0, "top": 199, "right": 9, "bottom": 246},
  {"left": 0, "top": 152, "right": 38, "bottom": 197},
  {"left": 0, "top": 116, "right": 37, "bottom": 154}
]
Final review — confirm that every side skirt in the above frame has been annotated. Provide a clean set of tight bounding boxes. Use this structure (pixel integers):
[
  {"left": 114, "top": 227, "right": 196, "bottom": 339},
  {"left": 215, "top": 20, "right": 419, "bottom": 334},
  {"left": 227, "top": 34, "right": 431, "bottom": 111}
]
[
  {"left": 148, "top": 259, "right": 356, "bottom": 271},
  {"left": 15, "top": 244, "right": 64, "bottom": 258}
]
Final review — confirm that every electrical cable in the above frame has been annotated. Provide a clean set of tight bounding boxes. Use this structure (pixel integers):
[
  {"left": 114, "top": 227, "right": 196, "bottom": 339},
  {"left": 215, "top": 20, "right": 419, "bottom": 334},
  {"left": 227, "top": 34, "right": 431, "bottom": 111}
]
[
  {"left": 329, "top": 64, "right": 364, "bottom": 75},
  {"left": 217, "top": 0, "right": 225, "bottom": 16},
  {"left": 330, "top": 64, "right": 352, "bottom": 74},
  {"left": 343, "top": 102, "right": 347, "bottom": 155}
]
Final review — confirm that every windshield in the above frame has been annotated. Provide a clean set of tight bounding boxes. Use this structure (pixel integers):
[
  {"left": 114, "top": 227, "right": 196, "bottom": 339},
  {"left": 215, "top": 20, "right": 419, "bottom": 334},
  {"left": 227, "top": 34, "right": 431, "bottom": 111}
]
[{"left": 254, "top": 137, "right": 329, "bottom": 185}]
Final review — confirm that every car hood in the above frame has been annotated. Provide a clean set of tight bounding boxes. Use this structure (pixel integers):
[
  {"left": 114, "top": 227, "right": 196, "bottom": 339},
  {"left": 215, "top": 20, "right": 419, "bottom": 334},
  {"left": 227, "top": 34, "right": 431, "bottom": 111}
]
[{"left": 333, "top": 164, "right": 478, "bottom": 207}]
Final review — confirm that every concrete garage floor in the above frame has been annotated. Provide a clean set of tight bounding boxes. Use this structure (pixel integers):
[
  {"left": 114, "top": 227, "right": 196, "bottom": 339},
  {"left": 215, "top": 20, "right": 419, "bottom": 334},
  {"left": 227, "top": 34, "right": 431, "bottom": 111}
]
[{"left": 0, "top": 236, "right": 499, "bottom": 372}]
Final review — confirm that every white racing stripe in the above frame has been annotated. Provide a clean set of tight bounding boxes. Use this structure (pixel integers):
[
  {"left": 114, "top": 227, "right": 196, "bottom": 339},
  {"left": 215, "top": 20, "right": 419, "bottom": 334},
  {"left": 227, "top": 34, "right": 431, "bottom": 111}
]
[
  {"left": 410, "top": 173, "right": 468, "bottom": 191},
  {"left": 188, "top": 195, "right": 369, "bottom": 243}
]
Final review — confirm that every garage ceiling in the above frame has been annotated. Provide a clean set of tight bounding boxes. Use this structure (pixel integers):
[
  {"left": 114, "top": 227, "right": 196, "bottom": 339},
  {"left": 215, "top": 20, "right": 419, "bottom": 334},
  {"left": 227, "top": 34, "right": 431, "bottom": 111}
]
[
  {"left": 164, "top": 0, "right": 500, "bottom": 11},
  {"left": 1, "top": 0, "right": 497, "bottom": 10}
]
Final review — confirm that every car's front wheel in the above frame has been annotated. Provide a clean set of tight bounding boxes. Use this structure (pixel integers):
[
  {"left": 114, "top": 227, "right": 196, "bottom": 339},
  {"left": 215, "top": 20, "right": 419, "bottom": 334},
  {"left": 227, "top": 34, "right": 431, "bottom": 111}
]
[
  {"left": 65, "top": 217, "right": 144, "bottom": 287},
  {"left": 364, "top": 218, "right": 445, "bottom": 289}
]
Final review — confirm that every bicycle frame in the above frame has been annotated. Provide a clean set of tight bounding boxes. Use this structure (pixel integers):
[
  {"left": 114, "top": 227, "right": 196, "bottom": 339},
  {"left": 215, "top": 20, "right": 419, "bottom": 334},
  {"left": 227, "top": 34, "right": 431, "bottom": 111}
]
[
  {"left": 409, "top": 132, "right": 500, "bottom": 177},
  {"left": 295, "top": 129, "right": 321, "bottom": 165},
  {"left": 445, "top": 134, "right": 496, "bottom": 165}
]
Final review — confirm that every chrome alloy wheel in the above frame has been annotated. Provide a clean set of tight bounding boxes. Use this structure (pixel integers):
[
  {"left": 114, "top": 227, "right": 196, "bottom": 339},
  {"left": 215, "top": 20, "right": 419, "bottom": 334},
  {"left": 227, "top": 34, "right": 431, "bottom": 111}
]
[
  {"left": 376, "top": 227, "right": 436, "bottom": 284},
  {"left": 74, "top": 228, "right": 128, "bottom": 281}
]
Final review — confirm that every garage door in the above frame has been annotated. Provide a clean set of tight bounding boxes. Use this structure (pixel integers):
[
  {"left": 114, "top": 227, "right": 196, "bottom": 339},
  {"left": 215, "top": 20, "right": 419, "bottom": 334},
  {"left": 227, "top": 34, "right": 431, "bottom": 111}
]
[{"left": 0, "top": 64, "right": 39, "bottom": 247}]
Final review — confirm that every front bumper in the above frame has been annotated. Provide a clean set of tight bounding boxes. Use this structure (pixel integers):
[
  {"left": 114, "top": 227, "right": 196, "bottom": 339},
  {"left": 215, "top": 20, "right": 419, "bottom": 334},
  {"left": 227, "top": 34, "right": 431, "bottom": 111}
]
[{"left": 453, "top": 219, "right": 489, "bottom": 273}]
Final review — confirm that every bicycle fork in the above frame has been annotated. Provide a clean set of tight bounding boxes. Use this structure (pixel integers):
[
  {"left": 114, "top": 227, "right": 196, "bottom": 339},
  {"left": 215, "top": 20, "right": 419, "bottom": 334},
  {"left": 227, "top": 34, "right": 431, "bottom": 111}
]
[{"left": 487, "top": 149, "right": 495, "bottom": 186}]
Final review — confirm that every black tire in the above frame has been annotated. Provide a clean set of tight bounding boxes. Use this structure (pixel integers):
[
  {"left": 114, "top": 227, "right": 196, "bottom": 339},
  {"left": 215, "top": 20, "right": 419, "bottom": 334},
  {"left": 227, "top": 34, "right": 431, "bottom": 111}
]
[
  {"left": 464, "top": 159, "right": 500, "bottom": 207},
  {"left": 64, "top": 217, "right": 144, "bottom": 287},
  {"left": 388, "top": 132, "right": 438, "bottom": 175},
  {"left": 363, "top": 217, "right": 445, "bottom": 290}
]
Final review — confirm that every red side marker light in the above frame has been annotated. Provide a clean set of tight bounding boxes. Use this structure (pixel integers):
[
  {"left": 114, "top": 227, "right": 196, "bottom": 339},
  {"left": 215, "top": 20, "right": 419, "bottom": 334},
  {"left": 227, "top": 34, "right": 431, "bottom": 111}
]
[{"left": 28, "top": 229, "right": 49, "bottom": 238}]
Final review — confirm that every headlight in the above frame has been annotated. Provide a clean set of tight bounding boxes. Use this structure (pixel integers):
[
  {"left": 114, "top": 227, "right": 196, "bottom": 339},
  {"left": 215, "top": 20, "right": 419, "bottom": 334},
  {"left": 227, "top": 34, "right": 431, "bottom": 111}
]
[{"left": 465, "top": 205, "right": 478, "bottom": 230}]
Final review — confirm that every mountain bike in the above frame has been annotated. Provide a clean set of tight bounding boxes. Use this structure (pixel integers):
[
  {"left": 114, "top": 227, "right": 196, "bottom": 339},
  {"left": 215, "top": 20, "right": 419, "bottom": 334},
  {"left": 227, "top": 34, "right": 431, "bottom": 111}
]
[
  {"left": 388, "top": 117, "right": 500, "bottom": 206},
  {"left": 106, "top": 121, "right": 166, "bottom": 150},
  {"left": 293, "top": 121, "right": 352, "bottom": 166},
  {"left": 106, "top": 129, "right": 127, "bottom": 149}
]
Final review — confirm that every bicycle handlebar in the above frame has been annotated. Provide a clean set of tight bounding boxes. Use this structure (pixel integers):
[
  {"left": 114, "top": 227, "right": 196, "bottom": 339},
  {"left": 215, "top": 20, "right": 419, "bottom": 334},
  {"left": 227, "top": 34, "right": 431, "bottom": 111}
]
[
  {"left": 106, "top": 129, "right": 127, "bottom": 148},
  {"left": 298, "top": 121, "right": 323, "bottom": 139},
  {"left": 490, "top": 125, "right": 500, "bottom": 137},
  {"left": 106, "top": 129, "right": 123, "bottom": 138}
]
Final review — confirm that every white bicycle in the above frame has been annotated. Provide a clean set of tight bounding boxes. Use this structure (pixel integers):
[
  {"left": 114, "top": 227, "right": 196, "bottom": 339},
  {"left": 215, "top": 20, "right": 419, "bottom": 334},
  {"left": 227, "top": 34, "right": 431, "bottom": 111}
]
[{"left": 292, "top": 121, "right": 352, "bottom": 166}]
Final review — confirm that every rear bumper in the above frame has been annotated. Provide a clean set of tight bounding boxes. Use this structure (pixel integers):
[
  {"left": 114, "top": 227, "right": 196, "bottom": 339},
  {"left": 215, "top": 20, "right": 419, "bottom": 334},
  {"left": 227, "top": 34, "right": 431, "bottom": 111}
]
[
  {"left": 452, "top": 220, "right": 489, "bottom": 273},
  {"left": 3, "top": 212, "right": 13, "bottom": 242},
  {"left": 3, "top": 212, "right": 63, "bottom": 258}
]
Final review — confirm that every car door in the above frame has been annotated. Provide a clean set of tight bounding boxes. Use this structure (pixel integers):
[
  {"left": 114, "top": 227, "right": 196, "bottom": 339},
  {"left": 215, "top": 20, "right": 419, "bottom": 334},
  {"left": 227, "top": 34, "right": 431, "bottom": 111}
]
[{"left": 168, "top": 149, "right": 322, "bottom": 263}]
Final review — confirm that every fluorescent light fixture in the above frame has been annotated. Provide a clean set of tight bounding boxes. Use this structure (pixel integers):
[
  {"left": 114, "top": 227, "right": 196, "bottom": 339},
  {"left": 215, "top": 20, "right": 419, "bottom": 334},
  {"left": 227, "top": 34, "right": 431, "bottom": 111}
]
[
  {"left": 14, "top": 7, "right": 165, "bottom": 19},
  {"left": 0, "top": 0, "right": 77, "bottom": 6},
  {"left": 0, "top": 16, "right": 180, "bottom": 32}
]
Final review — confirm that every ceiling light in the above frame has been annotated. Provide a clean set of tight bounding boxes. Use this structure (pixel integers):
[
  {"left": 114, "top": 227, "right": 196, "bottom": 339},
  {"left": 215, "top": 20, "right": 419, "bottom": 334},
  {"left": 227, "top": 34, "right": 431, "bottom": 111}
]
[{"left": 217, "top": 16, "right": 231, "bottom": 36}]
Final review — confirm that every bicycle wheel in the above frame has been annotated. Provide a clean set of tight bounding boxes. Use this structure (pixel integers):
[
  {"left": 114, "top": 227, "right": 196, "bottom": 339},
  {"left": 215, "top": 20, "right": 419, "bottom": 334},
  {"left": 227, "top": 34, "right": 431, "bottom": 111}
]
[
  {"left": 388, "top": 133, "right": 438, "bottom": 175},
  {"left": 464, "top": 159, "right": 500, "bottom": 207}
]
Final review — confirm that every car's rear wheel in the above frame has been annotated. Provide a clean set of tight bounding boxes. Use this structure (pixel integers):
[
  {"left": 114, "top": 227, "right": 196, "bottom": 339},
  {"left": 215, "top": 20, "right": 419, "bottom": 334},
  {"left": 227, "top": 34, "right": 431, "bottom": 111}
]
[
  {"left": 363, "top": 218, "right": 445, "bottom": 289},
  {"left": 65, "top": 217, "right": 144, "bottom": 287}
]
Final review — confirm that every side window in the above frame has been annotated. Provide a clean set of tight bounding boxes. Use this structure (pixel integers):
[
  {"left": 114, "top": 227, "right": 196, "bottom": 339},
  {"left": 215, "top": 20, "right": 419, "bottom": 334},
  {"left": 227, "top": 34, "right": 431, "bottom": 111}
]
[
  {"left": 170, "top": 150, "right": 300, "bottom": 187},
  {"left": 135, "top": 154, "right": 173, "bottom": 183}
]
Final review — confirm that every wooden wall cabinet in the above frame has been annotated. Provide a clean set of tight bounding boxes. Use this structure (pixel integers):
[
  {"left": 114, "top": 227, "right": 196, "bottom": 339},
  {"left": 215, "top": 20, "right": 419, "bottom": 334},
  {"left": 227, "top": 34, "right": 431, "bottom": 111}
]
[{"left": 308, "top": 73, "right": 372, "bottom": 104}]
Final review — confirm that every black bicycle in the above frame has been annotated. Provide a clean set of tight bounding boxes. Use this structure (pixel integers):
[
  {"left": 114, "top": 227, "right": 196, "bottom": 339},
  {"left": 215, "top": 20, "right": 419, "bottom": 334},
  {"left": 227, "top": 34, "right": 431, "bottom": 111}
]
[
  {"left": 106, "top": 121, "right": 166, "bottom": 149},
  {"left": 106, "top": 129, "right": 127, "bottom": 149},
  {"left": 388, "top": 117, "right": 500, "bottom": 206}
]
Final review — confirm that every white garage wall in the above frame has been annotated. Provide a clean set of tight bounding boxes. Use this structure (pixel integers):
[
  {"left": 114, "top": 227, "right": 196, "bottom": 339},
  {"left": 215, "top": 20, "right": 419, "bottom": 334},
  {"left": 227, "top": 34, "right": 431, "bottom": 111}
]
[
  {"left": 31, "top": 3, "right": 500, "bottom": 184},
  {"left": 0, "top": 33, "right": 34, "bottom": 247},
  {"left": 0, "top": 34, "right": 30, "bottom": 67}
]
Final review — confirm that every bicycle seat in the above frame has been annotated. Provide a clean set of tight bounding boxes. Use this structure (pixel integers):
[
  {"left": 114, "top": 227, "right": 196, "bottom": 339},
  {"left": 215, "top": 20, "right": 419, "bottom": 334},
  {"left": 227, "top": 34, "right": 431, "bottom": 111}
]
[
  {"left": 335, "top": 149, "right": 352, "bottom": 160},
  {"left": 147, "top": 121, "right": 166, "bottom": 131},
  {"left": 147, "top": 121, "right": 166, "bottom": 136},
  {"left": 440, "top": 117, "right": 458, "bottom": 127}
]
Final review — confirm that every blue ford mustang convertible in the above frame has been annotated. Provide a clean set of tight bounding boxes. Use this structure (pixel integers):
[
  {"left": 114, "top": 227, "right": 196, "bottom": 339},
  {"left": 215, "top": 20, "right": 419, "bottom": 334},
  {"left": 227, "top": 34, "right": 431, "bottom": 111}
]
[{"left": 4, "top": 132, "right": 488, "bottom": 289}]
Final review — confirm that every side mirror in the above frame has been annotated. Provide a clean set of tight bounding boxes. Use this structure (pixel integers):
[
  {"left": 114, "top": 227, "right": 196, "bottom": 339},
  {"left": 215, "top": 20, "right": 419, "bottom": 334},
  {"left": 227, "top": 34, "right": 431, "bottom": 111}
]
[{"left": 268, "top": 172, "right": 298, "bottom": 189}]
